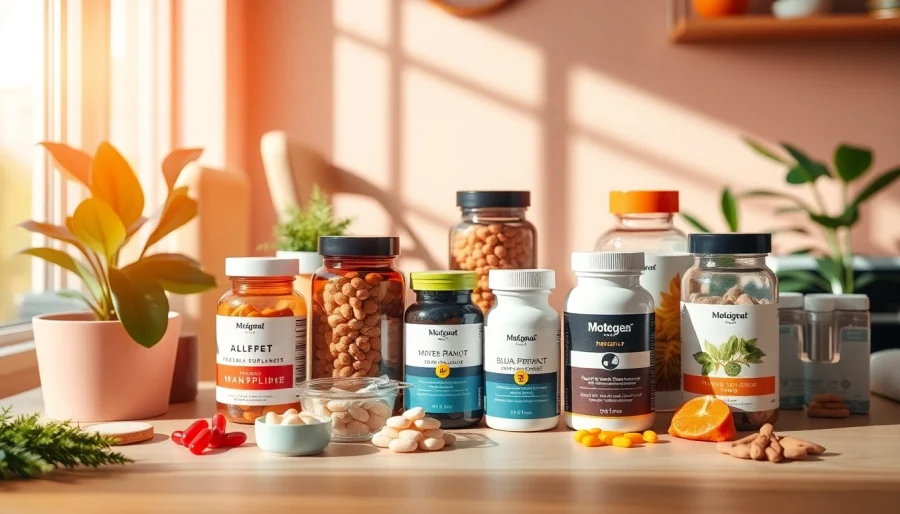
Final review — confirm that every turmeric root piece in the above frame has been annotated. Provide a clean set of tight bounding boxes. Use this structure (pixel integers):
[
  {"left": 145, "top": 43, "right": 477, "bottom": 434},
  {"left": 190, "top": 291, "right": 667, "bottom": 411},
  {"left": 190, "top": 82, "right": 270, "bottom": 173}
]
[
  {"left": 779, "top": 436, "right": 826, "bottom": 455},
  {"left": 730, "top": 444, "right": 752, "bottom": 459},
  {"left": 765, "top": 445, "right": 782, "bottom": 463},
  {"left": 750, "top": 433, "right": 769, "bottom": 461}
]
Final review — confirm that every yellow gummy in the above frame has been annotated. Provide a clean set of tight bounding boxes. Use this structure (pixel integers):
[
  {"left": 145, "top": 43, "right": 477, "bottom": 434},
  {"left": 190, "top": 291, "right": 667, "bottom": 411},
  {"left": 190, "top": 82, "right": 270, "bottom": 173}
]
[
  {"left": 581, "top": 435, "right": 605, "bottom": 448},
  {"left": 624, "top": 433, "right": 644, "bottom": 443},
  {"left": 612, "top": 436, "right": 633, "bottom": 448},
  {"left": 574, "top": 430, "right": 589, "bottom": 443},
  {"left": 643, "top": 430, "right": 659, "bottom": 443},
  {"left": 588, "top": 428, "right": 602, "bottom": 435}
]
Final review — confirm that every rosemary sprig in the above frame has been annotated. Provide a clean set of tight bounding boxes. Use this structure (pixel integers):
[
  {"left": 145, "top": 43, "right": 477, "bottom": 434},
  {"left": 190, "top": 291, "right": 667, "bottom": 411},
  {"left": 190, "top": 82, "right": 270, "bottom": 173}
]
[{"left": 0, "top": 406, "right": 132, "bottom": 480}]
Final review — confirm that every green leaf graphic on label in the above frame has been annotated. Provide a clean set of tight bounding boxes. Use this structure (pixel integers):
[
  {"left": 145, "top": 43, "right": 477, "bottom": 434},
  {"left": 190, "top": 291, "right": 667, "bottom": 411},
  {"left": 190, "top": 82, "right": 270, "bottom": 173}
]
[
  {"left": 701, "top": 363, "right": 714, "bottom": 376},
  {"left": 724, "top": 362, "right": 742, "bottom": 377},
  {"left": 704, "top": 341, "right": 720, "bottom": 361},
  {"left": 693, "top": 352, "right": 713, "bottom": 367}
]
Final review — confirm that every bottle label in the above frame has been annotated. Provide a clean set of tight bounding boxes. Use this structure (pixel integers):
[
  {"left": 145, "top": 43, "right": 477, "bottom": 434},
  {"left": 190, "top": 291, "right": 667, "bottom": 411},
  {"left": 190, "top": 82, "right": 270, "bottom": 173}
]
[
  {"left": 564, "top": 312, "right": 655, "bottom": 417},
  {"left": 779, "top": 324, "right": 804, "bottom": 409},
  {"left": 484, "top": 324, "right": 560, "bottom": 420},
  {"left": 404, "top": 323, "right": 484, "bottom": 413},
  {"left": 215, "top": 315, "right": 306, "bottom": 405},
  {"left": 681, "top": 303, "right": 779, "bottom": 412},
  {"left": 641, "top": 253, "right": 693, "bottom": 409}
]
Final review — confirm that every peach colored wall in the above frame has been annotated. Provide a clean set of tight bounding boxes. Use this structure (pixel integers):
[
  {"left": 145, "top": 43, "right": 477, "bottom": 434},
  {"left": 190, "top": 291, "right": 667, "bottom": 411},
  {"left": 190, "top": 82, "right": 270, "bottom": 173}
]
[{"left": 243, "top": 0, "right": 900, "bottom": 309}]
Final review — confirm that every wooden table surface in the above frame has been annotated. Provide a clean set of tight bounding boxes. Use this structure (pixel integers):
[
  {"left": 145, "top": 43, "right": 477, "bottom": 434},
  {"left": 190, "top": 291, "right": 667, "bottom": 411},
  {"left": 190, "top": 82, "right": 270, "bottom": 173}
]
[{"left": 3, "top": 383, "right": 900, "bottom": 514}]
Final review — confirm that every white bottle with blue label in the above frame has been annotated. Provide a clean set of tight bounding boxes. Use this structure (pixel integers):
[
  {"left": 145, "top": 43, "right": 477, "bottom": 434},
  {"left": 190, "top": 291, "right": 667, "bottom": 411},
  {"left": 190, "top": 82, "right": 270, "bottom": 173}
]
[{"left": 485, "top": 269, "right": 560, "bottom": 432}]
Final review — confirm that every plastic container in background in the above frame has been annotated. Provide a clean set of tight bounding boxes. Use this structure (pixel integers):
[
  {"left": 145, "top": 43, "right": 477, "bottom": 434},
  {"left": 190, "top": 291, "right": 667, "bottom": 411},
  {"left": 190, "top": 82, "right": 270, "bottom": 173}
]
[
  {"left": 778, "top": 293, "right": 804, "bottom": 410},
  {"left": 802, "top": 294, "right": 836, "bottom": 364},
  {"left": 595, "top": 190, "right": 691, "bottom": 411},
  {"left": 681, "top": 233, "right": 779, "bottom": 430},
  {"left": 485, "top": 269, "right": 560, "bottom": 432},
  {"left": 297, "top": 376, "right": 409, "bottom": 442},
  {"left": 216, "top": 258, "right": 307, "bottom": 424},
  {"left": 449, "top": 191, "right": 537, "bottom": 313},
  {"left": 564, "top": 252, "right": 655, "bottom": 433},
  {"left": 404, "top": 271, "right": 484, "bottom": 429},
  {"left": 309, "top": 237, "right": 405, "bottom": 396},
  {"left": 804, "top": 294, "right": 871, "bottom": 414}
]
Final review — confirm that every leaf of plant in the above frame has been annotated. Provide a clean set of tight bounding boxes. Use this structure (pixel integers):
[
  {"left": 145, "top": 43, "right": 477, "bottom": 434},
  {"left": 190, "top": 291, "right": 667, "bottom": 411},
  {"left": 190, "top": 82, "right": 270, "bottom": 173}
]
[
  {"left": 108, "top": 267, "right": 170, "bottom": 348},
  {"left": 56, "top": 290, "right": 101, "bottom": 317},
  {"left": 18, "top": 248, "right": 103, "bottom": 302},
  {"left": 703, "top": 341, "right": 721, "bottom": 362},
  {"left": 786, "top": 166, "right": 818, "bottom": 185},
  {"left": 809, "top": 205, "right": 859, "bottom": 229},
  {"left": 721, "top": 187, "right": 739, "bottom": 232},
  {"left": 854, "top": 272, "right": 877, "bottom": 291},
  {"left": 782, "top": 142, "right": 831, "bottom": 182},
  {"left": 693, "top": 352, "right": 713, "bottom": 367},
  {"left": 680, "top": 213, "right": 712, "bottom": 233},
  {"left": 90, "top": 142, "right": 145, "bottom": 229},
  {"left": 851, "top": 167, "right": 900, "bottom": 208},
  {"left": 834, "top": 144, "right": 872, "bottom": 183},
  {"left": 18, "top": 220, "right": 80, "bottom": 247},
  {"left": 770, "top": 226, "right": 809, "bottom": 235},
  {"left": 774, "top": 206, "right": 805, "bottom": 215},
  {"left": 70, "top": 198, "right": 126, "bottom": 261},
  {"left": 125, "top": 216, "right": 148, "bottom": 239},
  {"left": 39, "top": 142, "right": 91, "bottom": 187},
  {"left": 740, "top": 190, "right": 813, "bottom": 213},
  {"left": 142, "top": 192, "right": 198, "bottom": 254},
  {"left": 161, "top": 148, "right": 203, "bottom": 190},
  {"left": 742, "top": 137, "right": 788, "bottom": 164},
  {"left": 777, "top": 269, "right": 831, "bottom": 292},
  {"left": 816, "top": 257, "right": 845, "bottom": 289},
  {"left": 128, "top": 253, "right": 217, "bottom": 294}
]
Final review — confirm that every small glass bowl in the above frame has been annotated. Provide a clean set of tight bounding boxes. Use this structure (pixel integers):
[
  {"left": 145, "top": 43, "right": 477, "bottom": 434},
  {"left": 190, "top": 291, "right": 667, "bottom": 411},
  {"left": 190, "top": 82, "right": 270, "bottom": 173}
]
[{"left": 298, "top": 376, "right": 411, "bottom": 442}]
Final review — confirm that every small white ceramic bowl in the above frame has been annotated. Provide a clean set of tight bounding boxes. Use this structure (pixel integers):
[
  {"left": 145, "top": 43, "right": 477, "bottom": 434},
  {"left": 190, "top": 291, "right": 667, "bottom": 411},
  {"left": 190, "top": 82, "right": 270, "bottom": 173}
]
[{"left": 254, "top": 417, "right": 332, "bottom": 456}]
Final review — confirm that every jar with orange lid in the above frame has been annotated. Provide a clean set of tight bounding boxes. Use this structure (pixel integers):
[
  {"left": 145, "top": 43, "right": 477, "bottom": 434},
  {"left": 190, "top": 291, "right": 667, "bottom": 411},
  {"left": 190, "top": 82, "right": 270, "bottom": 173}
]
[
  {"left": 310, "top": 237, "right": 405, "bottom": 396},
  {"left": 216, "top": 257, "right": 307, "bottom": 423},
  {"left": 594, "top": 190, "right": 691, "bottom": 412},
  {"left": 449, "top": 191, "right": 537, "bottom": 313}
]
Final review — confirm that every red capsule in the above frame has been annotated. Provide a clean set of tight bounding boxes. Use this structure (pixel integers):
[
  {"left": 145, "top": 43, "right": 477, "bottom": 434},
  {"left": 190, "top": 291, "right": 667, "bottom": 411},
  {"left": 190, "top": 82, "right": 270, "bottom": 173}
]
[
  {"left": 222, "top": 432, "right": 247, "bottom": 447},
  {"left": 182, "top": 419, "right": 209, "bottom": 445},
  {"left": 208, "top": 429, "right": 227, "bottom": 449},
  {"left": 171, "top": 430, "right": 185, "bottom": 446},
  {"left": 188, "top": 428, "right": 213, "bottom": 455},
  {"left": 211, "top": 413, "right": 226, "bottom": 433}
]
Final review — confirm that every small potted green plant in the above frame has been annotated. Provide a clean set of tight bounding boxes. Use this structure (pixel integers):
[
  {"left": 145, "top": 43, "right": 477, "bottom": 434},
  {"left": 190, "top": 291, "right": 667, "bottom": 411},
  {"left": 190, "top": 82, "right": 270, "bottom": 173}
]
[
  {"left": 21, "top": 142, "right": 217, "bottom": 422},
  {"left": 269, "top": 186, "right": 352, "bottom": 294}
]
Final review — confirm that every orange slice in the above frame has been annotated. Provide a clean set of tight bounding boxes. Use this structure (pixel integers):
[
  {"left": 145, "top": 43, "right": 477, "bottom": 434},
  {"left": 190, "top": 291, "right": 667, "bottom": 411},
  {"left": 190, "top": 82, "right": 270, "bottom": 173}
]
[{"left": 668, "top": 395, "right": 737, "bottom": 442}]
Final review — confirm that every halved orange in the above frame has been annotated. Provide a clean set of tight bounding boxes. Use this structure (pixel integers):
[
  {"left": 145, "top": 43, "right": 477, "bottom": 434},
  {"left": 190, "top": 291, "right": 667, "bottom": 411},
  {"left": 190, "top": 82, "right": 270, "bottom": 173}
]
[{"left": 668, "top": 396, "right": 737, "bottom": 442}]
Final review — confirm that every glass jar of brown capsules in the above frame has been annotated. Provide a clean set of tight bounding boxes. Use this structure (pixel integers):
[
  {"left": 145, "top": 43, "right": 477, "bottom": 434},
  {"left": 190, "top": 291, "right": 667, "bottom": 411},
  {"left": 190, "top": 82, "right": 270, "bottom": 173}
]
[
  {"left": 680, "top": 233, "right": 779, "bottom": 430},
  {"left": 449, "top": 191, "right": 537, "bottom": 314}
]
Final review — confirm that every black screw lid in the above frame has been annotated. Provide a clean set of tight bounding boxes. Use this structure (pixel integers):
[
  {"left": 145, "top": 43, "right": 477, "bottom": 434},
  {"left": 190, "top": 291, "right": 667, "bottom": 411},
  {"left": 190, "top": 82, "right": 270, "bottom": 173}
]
[
  {"left": 318, "top": 236, "right": 400, "bottom": 257},
  {"left": 688, "top": 233, "right": 772, "bottom": 255},
  {"left": 456, "top": 191, "right": 531, "bottom": 209}
]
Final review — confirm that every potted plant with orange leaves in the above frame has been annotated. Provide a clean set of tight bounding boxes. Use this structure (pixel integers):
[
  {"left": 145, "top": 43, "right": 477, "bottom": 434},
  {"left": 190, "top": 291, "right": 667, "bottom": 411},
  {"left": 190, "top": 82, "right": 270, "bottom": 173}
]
[{"left": 20, "top": 142, "right": 217, "bottom": 422}]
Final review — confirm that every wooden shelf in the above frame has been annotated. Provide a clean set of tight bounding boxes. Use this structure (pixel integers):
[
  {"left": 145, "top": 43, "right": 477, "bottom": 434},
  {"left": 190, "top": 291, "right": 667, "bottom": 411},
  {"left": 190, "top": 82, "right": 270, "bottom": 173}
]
[{"left": 670, "top": 14, "right": 900, "bottom": 44}]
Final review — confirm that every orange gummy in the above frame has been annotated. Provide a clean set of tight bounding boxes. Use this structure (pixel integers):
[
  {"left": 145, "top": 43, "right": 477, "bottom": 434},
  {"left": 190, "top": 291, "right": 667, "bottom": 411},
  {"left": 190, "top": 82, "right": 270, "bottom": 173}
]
[{"left": 668, "top": 395, "right": 737, "bottom": 442}]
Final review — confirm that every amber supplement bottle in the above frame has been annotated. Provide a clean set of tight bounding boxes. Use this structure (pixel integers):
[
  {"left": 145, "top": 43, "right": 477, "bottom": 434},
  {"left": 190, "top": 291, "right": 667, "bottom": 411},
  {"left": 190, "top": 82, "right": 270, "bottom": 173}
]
[{"left": 216, "top": 257, "right": 307, "bottom": 424}]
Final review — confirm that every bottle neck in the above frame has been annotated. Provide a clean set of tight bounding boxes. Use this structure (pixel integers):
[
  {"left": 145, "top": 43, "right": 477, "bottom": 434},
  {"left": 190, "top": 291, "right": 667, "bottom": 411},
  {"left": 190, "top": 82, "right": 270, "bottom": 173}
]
[
  {"left": 694, "top": 254, "right": 768, "bottom": 269},
  {"left": 614, "top": 213, "right": 674, "bottom": 230},
  {"left": 460, "top": 207, "right": 527, "bottom": 222},
  {"left": 231, "top": 277, "right": 295, "bottom": 295},
  {"left": 416, "top": 290, "right": 472, "bottom": 304},
  {"left": 493, "top": 290, "right": 551, "bottom": 308},
  {"left": 323, "top": 257, "right": 396, "bottom": 269},
  {"left": 575, "top": 272, "right": 641, "bottom": 288}
]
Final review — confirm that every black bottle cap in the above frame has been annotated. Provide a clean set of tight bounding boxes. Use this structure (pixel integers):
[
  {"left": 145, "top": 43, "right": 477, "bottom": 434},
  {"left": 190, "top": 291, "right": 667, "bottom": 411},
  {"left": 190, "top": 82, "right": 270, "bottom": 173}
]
[
  {"left": 318, "top": 236, "right": 400, "bottom": 257},
  {"left": 688, "top": 233, "right": 772, "bottom": 255},
  {"left": 456, "top": 191, "right": 531, "bottom": 209}
]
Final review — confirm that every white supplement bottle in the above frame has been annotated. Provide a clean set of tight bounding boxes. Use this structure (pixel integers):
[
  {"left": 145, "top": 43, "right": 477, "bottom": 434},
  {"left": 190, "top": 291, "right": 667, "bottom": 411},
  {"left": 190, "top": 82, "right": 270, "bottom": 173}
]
[
  {"left": 564, "top": 252, "right": 655, "bottom": 432},
  {"left": 484, "top": 269, "right": 560, "bottom": 432}
]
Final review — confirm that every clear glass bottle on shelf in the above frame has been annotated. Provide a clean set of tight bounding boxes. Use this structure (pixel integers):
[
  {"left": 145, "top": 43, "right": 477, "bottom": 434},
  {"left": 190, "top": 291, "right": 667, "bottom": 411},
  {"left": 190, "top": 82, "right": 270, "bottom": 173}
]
[
  {"left": 595, "top": 190, "right": 691, "bottom": 411},
  {"left": 680, "top": 233, "right": 779, "bottom": 431},
  {"left": 449, "top": 191, "right": 537, "bottom": 314}
]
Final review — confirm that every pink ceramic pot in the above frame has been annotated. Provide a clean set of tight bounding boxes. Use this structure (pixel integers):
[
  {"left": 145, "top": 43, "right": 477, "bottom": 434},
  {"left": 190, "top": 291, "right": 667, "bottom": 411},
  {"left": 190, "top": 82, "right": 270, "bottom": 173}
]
[{"left": 32, "top": 311, "right": 181, "bottom": 422}]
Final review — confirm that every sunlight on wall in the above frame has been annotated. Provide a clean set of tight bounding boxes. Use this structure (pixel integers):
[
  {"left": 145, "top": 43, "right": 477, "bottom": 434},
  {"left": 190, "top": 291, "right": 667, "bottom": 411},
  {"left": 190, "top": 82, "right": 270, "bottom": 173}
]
[
  {"left": 400, "top": 66, "right": 542, "bottom": 258},
  {"left": 334, "top": 0, "right": 391, "bottom": 44},
  {"left": 402, "top": 0, "right": 544, "bottom": 108}
]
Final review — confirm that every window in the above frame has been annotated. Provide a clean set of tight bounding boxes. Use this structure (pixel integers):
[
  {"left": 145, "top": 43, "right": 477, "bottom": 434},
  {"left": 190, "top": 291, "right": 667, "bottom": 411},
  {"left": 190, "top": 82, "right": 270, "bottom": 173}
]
[{"left": 0, "top": 0, "right": 44, "bottom": 330}]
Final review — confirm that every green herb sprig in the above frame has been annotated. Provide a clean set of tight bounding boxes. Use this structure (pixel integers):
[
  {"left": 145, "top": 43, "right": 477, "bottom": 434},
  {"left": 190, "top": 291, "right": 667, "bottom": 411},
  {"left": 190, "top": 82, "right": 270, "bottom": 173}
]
[
  {"left": 0, "top": 407, "right": 132, "bottom": 480},
  {"left": 693, "top": 336, "right": 766, "bottom": 377},
  {"left": 267, "top": 186, "right": 353, "bottom": 252}
]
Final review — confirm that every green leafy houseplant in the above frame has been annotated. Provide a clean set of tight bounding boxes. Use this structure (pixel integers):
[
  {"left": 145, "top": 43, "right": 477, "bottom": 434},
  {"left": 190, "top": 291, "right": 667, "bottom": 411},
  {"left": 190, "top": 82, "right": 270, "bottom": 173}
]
[
  {"left": 681, "top": 138, "right": 900, "bottom": 294},
  {"left": 269, "top": 186, "right": 352, "bottom": 252},
  {"left": 0, "top": 407, "right": 131, "bottom": 480},
  {"left": 20, "top": 142, "right": 217, "bottom": 347}
]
